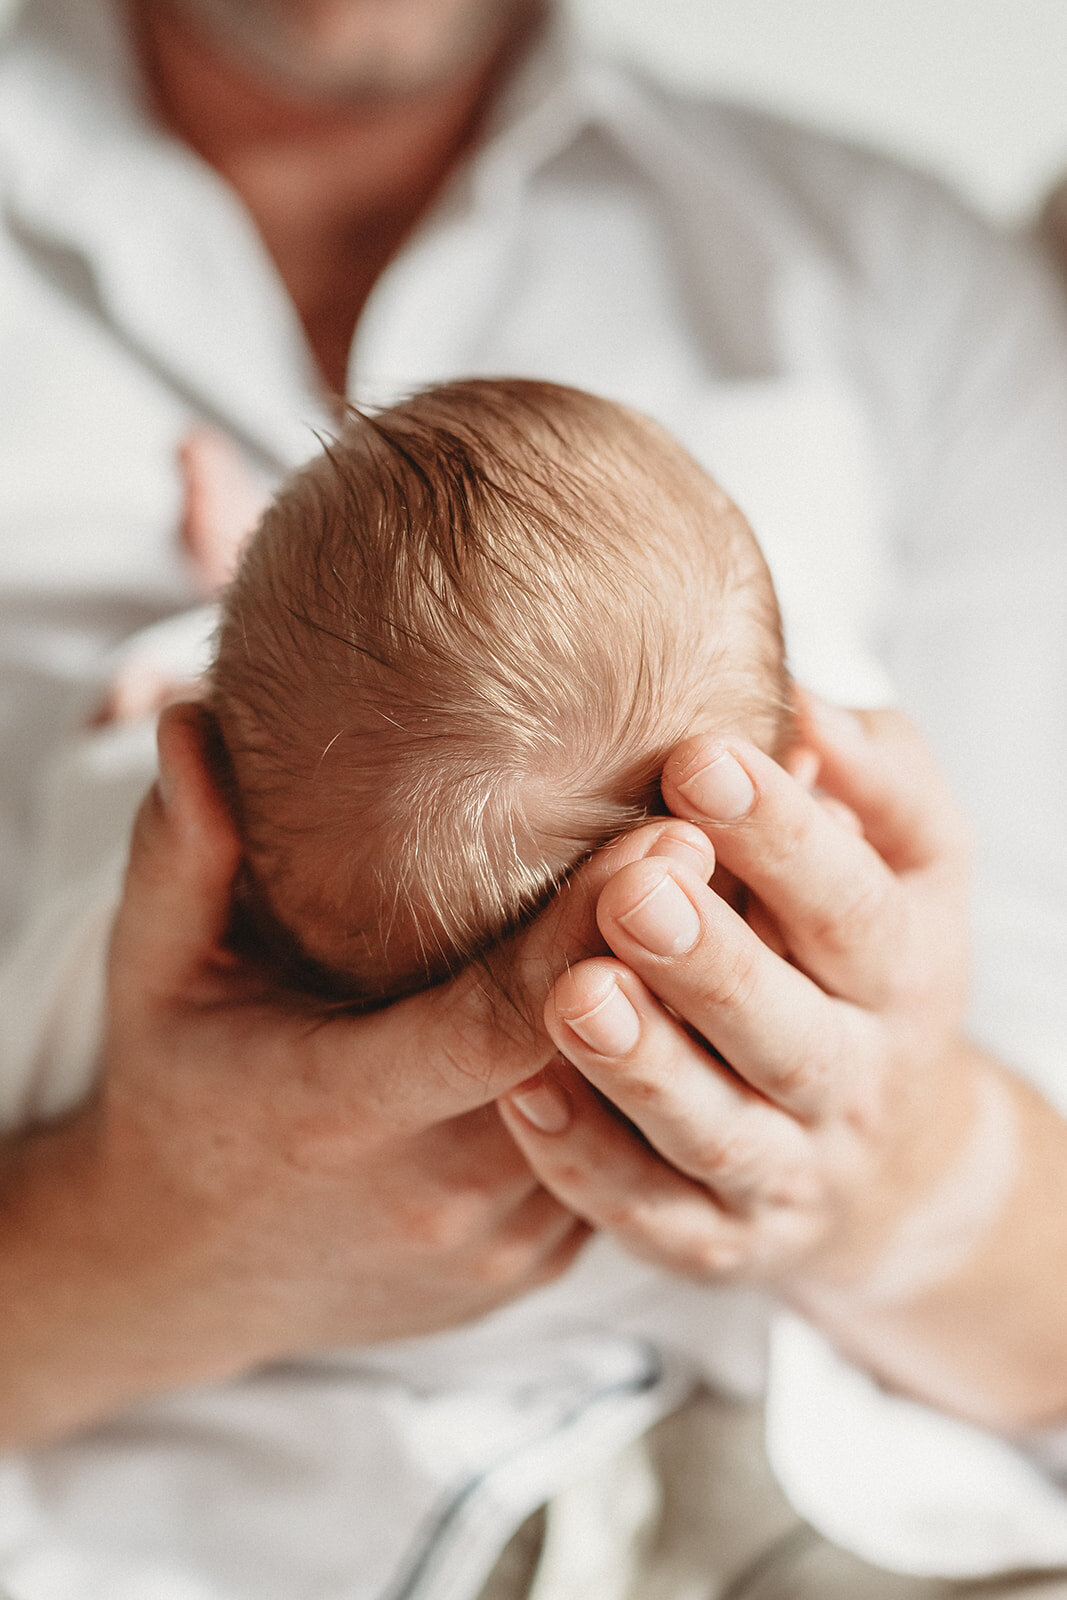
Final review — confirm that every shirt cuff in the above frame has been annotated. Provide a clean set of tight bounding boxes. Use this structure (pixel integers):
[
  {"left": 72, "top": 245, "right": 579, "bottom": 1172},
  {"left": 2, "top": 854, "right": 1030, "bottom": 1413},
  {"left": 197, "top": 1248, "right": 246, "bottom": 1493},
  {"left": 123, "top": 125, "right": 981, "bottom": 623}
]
[{"left": 764, "top": 1310, "right": 1067, "bottom": 1577}]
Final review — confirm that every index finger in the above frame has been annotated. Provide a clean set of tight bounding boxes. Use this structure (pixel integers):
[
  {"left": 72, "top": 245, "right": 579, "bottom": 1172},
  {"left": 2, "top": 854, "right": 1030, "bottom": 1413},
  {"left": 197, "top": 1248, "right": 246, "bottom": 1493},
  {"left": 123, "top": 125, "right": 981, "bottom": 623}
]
[{"left": 661, "top": 733, "right": 909, "bottom": 1006}]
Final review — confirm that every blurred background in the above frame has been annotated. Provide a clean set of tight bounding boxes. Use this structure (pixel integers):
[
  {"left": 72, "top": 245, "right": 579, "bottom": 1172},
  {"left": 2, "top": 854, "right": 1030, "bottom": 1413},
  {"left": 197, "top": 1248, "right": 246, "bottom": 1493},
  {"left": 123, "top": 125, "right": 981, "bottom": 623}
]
[{"left": 1, "top": 0, "right": 1066, "bottom": 222}]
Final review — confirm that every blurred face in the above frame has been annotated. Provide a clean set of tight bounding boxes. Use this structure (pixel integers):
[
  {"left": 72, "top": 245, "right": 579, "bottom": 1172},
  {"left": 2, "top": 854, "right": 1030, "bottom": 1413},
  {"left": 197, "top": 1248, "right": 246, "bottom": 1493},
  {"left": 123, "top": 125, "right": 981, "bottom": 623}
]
[{"left": 163, "top": 0, "right": 539, "bottom": 96}]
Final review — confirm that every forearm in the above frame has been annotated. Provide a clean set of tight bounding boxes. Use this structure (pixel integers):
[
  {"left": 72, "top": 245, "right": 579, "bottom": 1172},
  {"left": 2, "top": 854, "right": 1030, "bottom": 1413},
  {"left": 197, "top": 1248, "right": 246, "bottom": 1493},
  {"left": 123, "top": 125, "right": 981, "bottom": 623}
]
[
  {"left": 0, "top": 1111, "right": 242, "bottom": 1452},
  {"left": 792, "top": 1045, "right": 1067, "bottom": 1433}
]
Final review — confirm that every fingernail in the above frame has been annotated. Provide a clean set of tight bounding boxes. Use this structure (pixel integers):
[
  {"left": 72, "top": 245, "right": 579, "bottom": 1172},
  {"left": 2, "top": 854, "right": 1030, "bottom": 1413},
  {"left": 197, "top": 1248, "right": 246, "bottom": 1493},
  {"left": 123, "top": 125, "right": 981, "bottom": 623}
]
[
  {"left": 564, "top": 980, "right": 641, "bottom": 1056},
  {"left": 647, "top": 827, "right": 715, "bottom": 879},
  {"left": 676, "top": 751, "right": 755, "bottom": 822},
  {"left": 618, "top": 872, "right": 701, "bottom": 956},
  {"left": 508, "top": 1076, "right": 572, "bottom": 1133}
]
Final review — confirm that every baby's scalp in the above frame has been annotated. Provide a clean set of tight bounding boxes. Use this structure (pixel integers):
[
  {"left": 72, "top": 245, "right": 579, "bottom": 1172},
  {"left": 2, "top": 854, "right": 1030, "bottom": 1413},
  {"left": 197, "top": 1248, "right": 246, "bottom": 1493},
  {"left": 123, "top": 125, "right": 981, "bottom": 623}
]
[{"left": 209, "top": 378, "right": 791, "bottom": 1002}]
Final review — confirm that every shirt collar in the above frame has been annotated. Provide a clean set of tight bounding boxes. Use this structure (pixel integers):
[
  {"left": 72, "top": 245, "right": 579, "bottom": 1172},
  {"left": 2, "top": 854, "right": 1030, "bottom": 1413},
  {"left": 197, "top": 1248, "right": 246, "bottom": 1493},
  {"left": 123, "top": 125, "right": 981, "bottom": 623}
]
[
  {"left": 0, "top": 0, "right": 775, "bottom": 434},
  {"left": 0, "top": 0, "right": 333, "bottom": 464},
  {"left": 0, "top": 0, "right": 699, "bottom": 259},
  {"left": 464, "top": 14, "right": 777, "bottom": 376}
]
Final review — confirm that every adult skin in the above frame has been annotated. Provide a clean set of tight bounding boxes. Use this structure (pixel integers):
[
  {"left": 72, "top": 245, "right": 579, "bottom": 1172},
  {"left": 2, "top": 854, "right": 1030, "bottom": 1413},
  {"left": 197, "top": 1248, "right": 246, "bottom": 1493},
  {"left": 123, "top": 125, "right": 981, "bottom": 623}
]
[
  {"left": 6, "top": 697, "right": 1066, "bottom": 1450},
  {"left": 503, "top": 706, "right": 1067, "bottom": 1431},
  {"left": 0, "top": 703, "right": 625, "bottom": 1446},
  {"left": 1, "top": 0, "right": 1066, "bottom": 1449}
]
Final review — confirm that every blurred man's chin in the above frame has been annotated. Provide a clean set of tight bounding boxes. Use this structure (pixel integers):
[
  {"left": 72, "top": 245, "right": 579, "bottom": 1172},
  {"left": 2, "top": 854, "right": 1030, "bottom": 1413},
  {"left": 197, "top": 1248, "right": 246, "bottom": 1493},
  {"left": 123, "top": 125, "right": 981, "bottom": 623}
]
[{"left": 161, "top": 0, "right": 537, "bottom": 99}]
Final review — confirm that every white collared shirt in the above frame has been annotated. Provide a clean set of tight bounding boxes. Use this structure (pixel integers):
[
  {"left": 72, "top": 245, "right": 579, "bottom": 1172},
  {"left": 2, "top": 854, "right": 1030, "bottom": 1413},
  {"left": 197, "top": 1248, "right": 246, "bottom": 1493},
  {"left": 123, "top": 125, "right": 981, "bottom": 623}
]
[{"left": 3, "top": 1, "right": 1067, "bottom": 1594}]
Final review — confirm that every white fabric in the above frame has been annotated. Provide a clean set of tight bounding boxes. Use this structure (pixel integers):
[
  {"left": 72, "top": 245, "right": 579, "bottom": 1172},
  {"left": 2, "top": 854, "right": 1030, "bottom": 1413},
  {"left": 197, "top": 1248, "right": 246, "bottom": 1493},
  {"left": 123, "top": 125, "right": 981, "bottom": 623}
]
[
  {"left": 3, "top": 0, "right": 1067, "bottom": 1593},
  {"left": 768, "top": 1314, "right": 1067, "bottom": 1579}
]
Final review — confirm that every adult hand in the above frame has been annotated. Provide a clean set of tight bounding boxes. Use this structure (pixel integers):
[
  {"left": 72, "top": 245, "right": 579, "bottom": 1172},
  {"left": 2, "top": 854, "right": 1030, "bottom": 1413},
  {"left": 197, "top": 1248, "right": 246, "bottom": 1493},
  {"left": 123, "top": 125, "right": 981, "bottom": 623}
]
[
  {"left": 503, "top": 700, "right": 972, "bottom": 1285},
  {"left": 0, "top": 702, "right": 711, "bottom": 1451},
  {"left": 500, "top": 703, "right": 1067, "bottom": 1425}
]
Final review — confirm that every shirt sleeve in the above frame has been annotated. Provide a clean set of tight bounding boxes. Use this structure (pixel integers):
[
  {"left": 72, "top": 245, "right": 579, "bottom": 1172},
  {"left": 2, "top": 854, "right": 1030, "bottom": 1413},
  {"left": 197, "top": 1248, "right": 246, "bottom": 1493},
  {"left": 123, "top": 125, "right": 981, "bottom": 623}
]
[
  {"left": 767, "top": 1312, "right": 1067, "bottom": 1577},
  {"left": 766, "top": 166, "right": 1067, "bottom": 1574},
  {"left": 872, "top": 200, "right": 1067, "bottom": 1110}
]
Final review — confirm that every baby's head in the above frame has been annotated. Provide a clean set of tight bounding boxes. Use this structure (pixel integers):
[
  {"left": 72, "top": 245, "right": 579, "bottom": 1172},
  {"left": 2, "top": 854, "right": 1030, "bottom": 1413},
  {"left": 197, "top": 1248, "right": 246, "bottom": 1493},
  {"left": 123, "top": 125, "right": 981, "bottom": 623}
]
[{"left": 211, "top": 379, "right": 790, "bottom": 1003}]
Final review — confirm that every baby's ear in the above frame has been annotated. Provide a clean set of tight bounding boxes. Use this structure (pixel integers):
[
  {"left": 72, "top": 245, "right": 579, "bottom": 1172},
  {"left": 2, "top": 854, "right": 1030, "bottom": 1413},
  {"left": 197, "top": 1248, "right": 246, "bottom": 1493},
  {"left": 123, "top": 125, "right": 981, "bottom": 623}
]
[{"left": 178, "top": 428, "right": 272, "bottom": 595}]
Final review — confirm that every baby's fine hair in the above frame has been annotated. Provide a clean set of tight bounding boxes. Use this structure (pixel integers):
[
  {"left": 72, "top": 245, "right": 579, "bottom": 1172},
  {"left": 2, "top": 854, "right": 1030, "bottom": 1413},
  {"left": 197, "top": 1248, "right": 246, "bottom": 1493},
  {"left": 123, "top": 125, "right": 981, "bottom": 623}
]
[{"left": 211, "top": 378, "right": 789, "bottom": 1002}]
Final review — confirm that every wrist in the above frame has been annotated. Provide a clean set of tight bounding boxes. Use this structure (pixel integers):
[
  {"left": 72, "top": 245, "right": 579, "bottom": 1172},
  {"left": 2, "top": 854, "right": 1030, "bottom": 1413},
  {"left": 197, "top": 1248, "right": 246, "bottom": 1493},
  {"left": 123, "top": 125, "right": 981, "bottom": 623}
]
[
  {"left": 787, "top": 1037, "right": 991, "bottom": 1304},
  {"left": 0, "top": 1110, "right": 120, "bottom": 1448},
  {"left": 781, "top": 1054, "right": 1067, "bottom": 1432}
]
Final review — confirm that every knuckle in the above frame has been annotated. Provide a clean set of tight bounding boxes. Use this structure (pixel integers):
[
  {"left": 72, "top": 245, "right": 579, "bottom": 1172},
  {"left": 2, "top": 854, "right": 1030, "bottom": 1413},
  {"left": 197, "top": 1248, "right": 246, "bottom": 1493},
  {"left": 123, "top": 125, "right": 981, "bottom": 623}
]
[
  {"left": 673, "top": 1227, "right": 748, "bottom": 1280},
  {"left": 471, "top": 1240, "right": 528, "bottom": 1288},
  {"left": 696, "top": 943, "right": 761, "bottom": 1016},
  {"left": 759, "top": 804, "right": 813, "bottom": 870},
  {"left": 601, "top": 1056, "right": 672, "bottom": 1110},
  {"left": 807, "top": 874, "right": 891, "bottom": 960},
  {"left": 882, "top": 951, "right": 931, "bottom": 1010},
  {"left": 840, "top": 1092, "right": 882, "bottom": 1144},
  {"left": 601, "top": 1196, "right": 645, "bottom": 1234},
  {"left": 473, "top": 1212, "right": 572, "bottom": 1288},
  {"left": 542, "top": 1159, "right": 597, "bottom": 1202},
  {"left": 759, "top": 1169, "right": 821, "bottom": 1212},
  {"left": 401, "top": 1196, "right": 479, "bottom": 1254},
  {"left": 773, "top": 1048, "right": 831, "bottom": 1110},
  {"left": 687, "top": 1123, "right": 764, "bottom": 1190},
  {"left": 879, "top": 904, "right": 948, "bottom": 1008},
  {"left": 837, "top": 1060, "right": 889, "bottom": 1141},
  {"left": 452, "top": 1162, "right": 522, "bottom": 1207}
]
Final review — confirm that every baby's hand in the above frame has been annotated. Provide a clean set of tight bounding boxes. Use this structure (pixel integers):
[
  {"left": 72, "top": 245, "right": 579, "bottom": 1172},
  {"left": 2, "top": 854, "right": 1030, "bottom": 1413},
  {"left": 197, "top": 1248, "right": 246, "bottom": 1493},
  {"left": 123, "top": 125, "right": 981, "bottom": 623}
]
[
  {"left": 92, "top": 432, "right": 270, "bottom": 726},
  {"left": 90, "top": 661, "right": 203, "bottom": 728},
  {"left": 90, "top": 608, "right": 219, "bottom": 727},
  {"left": 179, "top": 427, "right": 270, "bottom": 595}
]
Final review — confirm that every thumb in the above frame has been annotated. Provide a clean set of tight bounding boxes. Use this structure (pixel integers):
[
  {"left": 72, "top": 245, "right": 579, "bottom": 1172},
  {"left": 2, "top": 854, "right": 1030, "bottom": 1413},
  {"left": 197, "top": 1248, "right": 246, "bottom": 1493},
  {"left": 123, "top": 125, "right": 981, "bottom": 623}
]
[{"left": 109, "top": 702, "right": 242, "bottom": 1010}]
